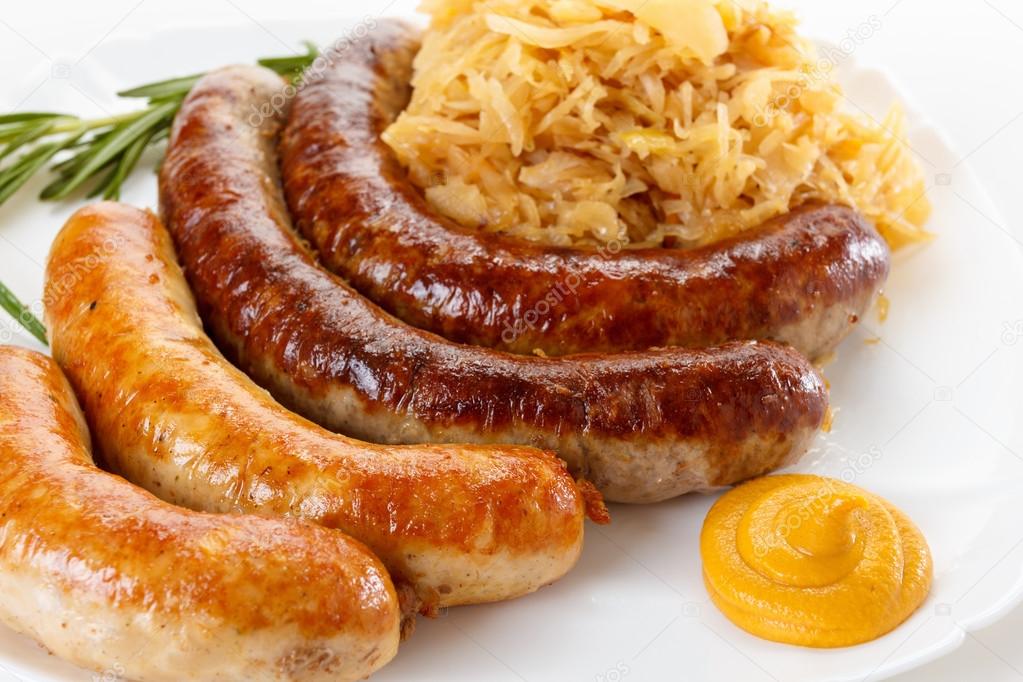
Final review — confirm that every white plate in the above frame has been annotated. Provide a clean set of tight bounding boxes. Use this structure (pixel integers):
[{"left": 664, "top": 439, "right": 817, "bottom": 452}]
[{"left": 1, "top": 15, "right": 1022, "bottom": 682}]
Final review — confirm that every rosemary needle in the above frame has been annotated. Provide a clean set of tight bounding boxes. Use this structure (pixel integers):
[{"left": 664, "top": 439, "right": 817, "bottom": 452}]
[{"left": 0, "top": 41, "right": 320, "bottom": 344}]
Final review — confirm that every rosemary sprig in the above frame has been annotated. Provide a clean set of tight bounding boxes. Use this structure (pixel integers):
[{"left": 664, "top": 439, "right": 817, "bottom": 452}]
[{"left": 0, "top": 41, "right": 320, "bottom": 344}]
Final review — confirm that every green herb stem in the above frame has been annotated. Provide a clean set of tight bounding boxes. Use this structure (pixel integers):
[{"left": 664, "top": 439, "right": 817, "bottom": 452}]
[
  {"left": 0, "top": 281, "right": 46, "bottom": 345},
  {"left": 0, "top": 41, "right": 321, "bottom": 345}
]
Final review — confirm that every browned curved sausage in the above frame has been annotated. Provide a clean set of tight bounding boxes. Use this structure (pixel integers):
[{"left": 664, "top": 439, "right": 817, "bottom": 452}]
[
  {"left": 279, "top": 19, "right": 890, "bottom": 361},
  {"left": 157, "top": 64, "right": 828, "bottom": 504},
  {"left": 0, "top": 347, "right": 402, "bottom": 682},
  {"left": 45, "top": 202, "right": 592, "bottom": 610}
]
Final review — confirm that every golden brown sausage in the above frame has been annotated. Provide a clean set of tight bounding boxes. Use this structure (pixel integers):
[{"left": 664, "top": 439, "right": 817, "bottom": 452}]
[
  {"left": 0, "top": 347, "right": 401, "bottom": 682},
  {"left": 44, "top": 202, "right": 591, "bottom": 610},
  {"left": 157, "top": 64, "right": 828, "bottom": 504},
  {"left": 280, "top": 19, "right": 890, "bottom": 361}
]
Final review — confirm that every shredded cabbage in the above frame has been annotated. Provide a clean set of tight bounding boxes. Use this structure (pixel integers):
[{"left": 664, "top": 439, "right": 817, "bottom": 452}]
[{"left": 383, "top": 0, "right": 932, "bottom": 249}]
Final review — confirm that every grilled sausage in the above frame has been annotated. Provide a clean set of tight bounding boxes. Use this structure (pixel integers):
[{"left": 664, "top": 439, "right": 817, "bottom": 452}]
[
  {"left": 44, "top": 203, "right": 591, "bottom": 610},
  {"left": 0, "top": 347, "right": 400, "bottom": 682},
  {"left": 280, "top": 19, "right": 891, "bottom": 361},
  {"left": 157, "top": 65, "right": 828, "bottom": 504}
]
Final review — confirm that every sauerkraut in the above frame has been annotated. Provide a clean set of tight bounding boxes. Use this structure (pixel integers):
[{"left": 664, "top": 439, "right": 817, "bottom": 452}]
[{"left": 383, "top": 0, "right": 932, "bottom": 249}]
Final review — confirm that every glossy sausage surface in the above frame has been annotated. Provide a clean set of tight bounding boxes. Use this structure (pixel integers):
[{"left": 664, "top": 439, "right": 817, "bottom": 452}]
[
  {"left": 280, "top": 19, "right": 891, "bottom": 361},
  {"left": 157, "top": 65, "right": 828, "bottom": 504},
  {"left": 0, "top": 347, "right": 400, "bottom": 682},
  {"left": 45, "top": 203, "right": 590, "bottom": 609}
]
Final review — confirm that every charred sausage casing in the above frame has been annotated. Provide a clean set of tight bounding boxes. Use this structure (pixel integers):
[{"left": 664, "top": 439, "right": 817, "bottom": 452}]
[
  {"left": 280, "top": 19, "right": 891, "bottom": 361},
  {"left": 157, "top": 64, "right": 829, "bottom": 504},
  {"left": 0, "top": 347, "right": 401, "bottom": 682}
]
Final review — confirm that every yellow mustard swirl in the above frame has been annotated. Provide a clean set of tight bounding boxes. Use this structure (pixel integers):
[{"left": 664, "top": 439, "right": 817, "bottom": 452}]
[{"left": 701, "top": 475, "right": 932, "bottom": 648}]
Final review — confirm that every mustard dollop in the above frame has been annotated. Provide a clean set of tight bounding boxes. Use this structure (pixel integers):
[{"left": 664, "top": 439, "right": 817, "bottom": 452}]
[{"left": 701, "top": 475, "right": 932, "bottom": 648}]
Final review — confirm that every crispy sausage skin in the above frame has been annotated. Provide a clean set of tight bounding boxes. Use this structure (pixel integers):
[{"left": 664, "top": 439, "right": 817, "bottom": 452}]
[
  {"left": 0, "top": 347, "right": 400, "bottom": 682},
  {"left": 280, "top": 19, "right": 891, "bottom": 361},
  {"left": 156, "top": 65, "right": 828, "bottom": 504},
  {"left": 44, "top": 203, "right": 590, "bottom": 610}
]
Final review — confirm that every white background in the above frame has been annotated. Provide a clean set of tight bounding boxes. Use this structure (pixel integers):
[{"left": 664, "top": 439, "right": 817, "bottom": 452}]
[{"left": 1, "top": 1, "right": 1021, "bottom": 680}]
